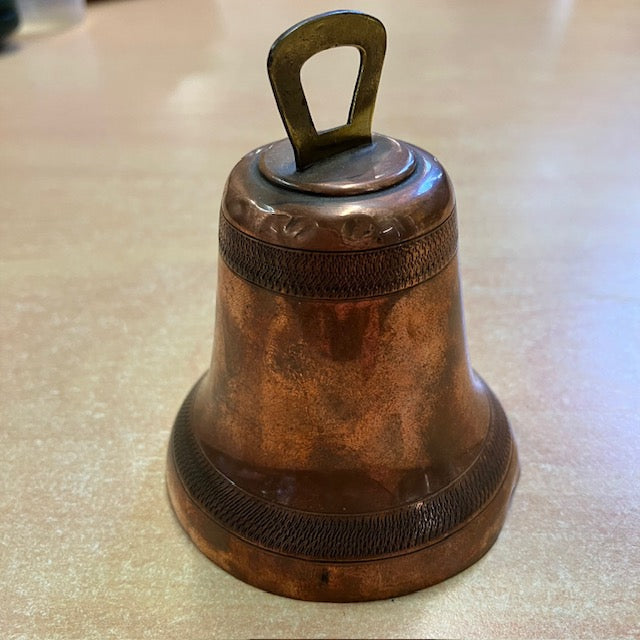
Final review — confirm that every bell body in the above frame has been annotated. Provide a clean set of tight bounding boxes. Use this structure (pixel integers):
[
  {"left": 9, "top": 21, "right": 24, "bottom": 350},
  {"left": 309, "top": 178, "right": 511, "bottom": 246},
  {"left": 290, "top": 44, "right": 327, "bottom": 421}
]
[{"left": 167, "top": 138, "right": 518, "bottom": 601}]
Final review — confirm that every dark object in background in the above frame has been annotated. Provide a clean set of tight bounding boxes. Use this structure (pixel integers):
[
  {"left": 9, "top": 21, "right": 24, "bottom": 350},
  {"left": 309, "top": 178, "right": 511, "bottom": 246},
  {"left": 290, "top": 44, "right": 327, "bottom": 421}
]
[
  {"left": 166, "top": 10, "right": 519, "bottom": 602},
  {"left": 0, "top": 0, "right": 19, "bottom": 41}
]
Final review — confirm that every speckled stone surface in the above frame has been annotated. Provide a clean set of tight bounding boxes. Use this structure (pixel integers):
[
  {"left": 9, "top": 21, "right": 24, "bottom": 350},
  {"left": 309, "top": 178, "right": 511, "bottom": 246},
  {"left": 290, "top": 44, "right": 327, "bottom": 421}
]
[{"left": 1, "top": 1, "right": 638, "bottom": 638}]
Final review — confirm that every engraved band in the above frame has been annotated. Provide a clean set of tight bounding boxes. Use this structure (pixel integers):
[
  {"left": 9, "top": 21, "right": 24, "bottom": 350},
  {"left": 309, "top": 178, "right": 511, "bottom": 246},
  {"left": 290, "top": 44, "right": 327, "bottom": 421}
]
[
  {"left": 218, "top": 212, "right": 458, "bottom": 299},
  {"left": 170, "top": 378, "right": 513, "bottom": 561}
]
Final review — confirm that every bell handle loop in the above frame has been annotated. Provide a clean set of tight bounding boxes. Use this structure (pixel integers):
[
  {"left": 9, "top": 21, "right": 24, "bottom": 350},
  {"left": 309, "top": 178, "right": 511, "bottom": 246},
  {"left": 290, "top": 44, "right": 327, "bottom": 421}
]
[{"left": 267, "top": 10, "right": 386, "bottom": 172}]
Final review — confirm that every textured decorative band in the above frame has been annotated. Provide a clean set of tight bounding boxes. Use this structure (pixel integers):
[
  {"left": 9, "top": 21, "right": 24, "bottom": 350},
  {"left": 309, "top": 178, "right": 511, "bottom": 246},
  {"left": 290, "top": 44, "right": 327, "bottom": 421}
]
[
  {"left": 218, "top": 213, "right": 458, "bottom": 299},
  {"left": 171, "top": 380, "right": 513, "bottom": 561}
]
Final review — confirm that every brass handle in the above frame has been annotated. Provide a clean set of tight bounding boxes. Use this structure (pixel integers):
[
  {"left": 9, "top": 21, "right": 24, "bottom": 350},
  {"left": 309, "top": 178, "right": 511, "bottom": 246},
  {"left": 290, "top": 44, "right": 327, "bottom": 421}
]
[{"left": 267, "top": 10, "right": 386, "bottom": 171}]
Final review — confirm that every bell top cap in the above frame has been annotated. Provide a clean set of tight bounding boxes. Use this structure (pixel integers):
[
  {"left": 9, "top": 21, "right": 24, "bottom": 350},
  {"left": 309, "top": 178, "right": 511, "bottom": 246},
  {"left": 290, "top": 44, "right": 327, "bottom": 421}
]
[
  {"left": 259, "top": 134, "right": 417, "bottom": 197},
  {"left": 223, "top": 143, "right": 455, "bottom": 252},
  {"left": 221, "top": 10, "right": 456, "bottom": 252}
]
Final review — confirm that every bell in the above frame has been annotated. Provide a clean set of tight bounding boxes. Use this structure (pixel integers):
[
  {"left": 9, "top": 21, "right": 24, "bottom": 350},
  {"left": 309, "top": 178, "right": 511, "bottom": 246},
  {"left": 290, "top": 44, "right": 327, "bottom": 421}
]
[{"left": 167, "top": 10, "right": 518, "bottom": 602}]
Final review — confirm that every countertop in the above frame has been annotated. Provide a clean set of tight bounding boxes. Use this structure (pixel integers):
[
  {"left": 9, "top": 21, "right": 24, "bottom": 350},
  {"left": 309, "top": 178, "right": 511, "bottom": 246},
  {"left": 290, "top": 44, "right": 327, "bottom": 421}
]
[{"left": 1, "top": 1, "right": 638, "bottom": 638}]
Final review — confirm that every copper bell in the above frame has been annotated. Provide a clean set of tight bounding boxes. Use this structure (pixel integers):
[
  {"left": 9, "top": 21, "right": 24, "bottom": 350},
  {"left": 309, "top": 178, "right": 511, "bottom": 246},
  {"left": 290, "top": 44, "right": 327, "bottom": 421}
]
[{"left": 167, "top": 10, "right": 519, "bottom": 602}]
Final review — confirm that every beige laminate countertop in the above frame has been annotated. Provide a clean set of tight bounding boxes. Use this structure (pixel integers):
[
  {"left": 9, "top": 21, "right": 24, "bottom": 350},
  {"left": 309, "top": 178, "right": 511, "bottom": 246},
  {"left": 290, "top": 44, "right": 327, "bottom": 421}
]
[{"left": 1, "top": 1, "right": 638, "bottom": 638}]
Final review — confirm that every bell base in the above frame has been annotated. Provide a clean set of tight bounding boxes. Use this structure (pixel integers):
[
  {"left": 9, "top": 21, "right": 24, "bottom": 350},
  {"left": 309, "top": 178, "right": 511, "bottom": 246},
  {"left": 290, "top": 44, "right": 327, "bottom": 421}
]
[{"left": 166, "top": 381, "right": 519, "bottom": 602}]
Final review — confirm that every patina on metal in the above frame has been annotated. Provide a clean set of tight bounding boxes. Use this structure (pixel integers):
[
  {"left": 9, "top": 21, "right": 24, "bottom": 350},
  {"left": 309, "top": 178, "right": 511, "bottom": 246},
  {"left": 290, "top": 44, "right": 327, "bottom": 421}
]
[
  {"left": 166, "top": 10, "right": 519, "bottom": 602},
  {"left": 267, "top": 10, "right": 384, "bottom": 170}
]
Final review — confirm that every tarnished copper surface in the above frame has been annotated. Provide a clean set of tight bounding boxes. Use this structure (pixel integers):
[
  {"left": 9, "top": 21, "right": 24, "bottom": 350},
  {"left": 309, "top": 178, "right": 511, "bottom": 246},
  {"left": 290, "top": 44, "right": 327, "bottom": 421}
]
[
  {"left": 166, "top": 9, "right": 518, "bottom": 602},
  {"left": 195, "top": 256, "right": 488, "bottom": 513}
]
